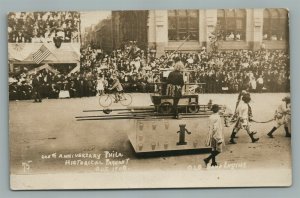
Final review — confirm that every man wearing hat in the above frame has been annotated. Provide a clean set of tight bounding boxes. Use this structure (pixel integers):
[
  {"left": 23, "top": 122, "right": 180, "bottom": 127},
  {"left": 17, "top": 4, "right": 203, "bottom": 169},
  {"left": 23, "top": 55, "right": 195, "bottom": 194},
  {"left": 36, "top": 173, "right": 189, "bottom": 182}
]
[
  {"left": 230, "top": 89, "right": 253, "bottom": 138},
  {"left": 32, "top": 72, "right": 43, "bottom": 102},
  {"left": 267, "top": 96, "right": 291, "bottom": 138},
  {"left": 109, "top": 74, "right": 123, "bottom": 102},
  {"left": 229, "top": 93, "right": 259, "bottom": 144},
  {"left": 204, "top": 104, "right": 224, "bottom": 167}
]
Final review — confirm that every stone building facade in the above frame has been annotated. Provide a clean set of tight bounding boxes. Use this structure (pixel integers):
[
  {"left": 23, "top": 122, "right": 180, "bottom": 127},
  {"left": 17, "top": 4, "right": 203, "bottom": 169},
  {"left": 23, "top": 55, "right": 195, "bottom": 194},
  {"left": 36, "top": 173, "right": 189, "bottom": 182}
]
[
  {"left": 111, "top": 9, "right": 288, "bottom": 56},
  {"left": 147, "top": 9, "right": 289, "bottom": 56}
]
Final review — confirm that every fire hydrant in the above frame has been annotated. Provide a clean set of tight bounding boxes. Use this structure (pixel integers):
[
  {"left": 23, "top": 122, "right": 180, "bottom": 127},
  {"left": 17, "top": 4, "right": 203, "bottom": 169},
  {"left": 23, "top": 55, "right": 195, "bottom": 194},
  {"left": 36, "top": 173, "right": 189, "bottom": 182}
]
[{"left": 177, "top": 124, "right": 191, "bottom": 145}]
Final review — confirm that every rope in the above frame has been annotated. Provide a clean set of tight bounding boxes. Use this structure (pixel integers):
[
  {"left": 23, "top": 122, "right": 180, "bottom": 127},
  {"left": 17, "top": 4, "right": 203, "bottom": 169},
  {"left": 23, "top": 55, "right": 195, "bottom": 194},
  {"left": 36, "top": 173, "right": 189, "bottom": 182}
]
[
  {"left": 224, "top": 116, "right": 274, "bottom": 126},
  {"left": 250, "top": 118, "right": 274, "bottom": 124},
  {"left": 162, "top": 33, "right": 191, "bottom": 65}
]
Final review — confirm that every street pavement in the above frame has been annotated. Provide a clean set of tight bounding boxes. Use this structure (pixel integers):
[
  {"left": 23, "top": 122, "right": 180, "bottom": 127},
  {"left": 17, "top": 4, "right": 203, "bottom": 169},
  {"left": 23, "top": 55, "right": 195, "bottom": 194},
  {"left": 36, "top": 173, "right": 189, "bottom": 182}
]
[{"left": 9, "top": 93, "right": 292, "bottom": 175}]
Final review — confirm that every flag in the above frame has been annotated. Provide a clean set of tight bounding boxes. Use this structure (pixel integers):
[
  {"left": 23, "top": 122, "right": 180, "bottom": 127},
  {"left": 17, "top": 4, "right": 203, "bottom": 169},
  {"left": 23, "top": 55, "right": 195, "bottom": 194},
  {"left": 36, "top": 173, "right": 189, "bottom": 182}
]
[{"left": 32, "top": 45, "right": 51, "bottom": 64}]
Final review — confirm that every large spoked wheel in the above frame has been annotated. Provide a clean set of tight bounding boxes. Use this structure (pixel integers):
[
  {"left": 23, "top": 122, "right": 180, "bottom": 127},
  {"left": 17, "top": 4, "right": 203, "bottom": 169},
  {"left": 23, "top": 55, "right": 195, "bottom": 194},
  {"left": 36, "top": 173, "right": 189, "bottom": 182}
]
[
  {"left": 158, "top": 102, "right": 173, "bottom": 114},
  {"left": 119, "top": 93, "right": 132, "bottom": 106},
  {"left": 188, "top": 102, "right": 200, "bottom": 113},
  {"left": 99, "top": 94, "right": 113, "bottom": 107}
]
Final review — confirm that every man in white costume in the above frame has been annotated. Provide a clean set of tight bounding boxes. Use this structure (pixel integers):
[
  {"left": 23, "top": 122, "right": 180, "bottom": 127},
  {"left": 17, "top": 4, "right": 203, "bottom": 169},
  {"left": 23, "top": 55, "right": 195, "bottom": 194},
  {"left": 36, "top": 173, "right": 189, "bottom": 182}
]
[
  {"left": 267, "top": 96, "right": 291, "bottom": 138},
  {"left": 229, "top": 93, "right": 259, "bottom": 144},
  {"left": 203, "top": 104, "right": 224, "bottom": 167}
]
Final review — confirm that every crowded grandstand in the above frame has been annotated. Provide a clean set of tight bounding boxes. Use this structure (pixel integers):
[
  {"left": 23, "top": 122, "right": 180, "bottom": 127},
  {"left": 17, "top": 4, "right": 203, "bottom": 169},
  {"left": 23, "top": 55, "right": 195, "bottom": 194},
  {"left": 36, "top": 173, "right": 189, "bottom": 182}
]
[
  {"left": 9, "top": 42, "right": 290, "bottom": 100},
  {"left": 8, "top": 11, "right": 80, "bottom": 43}
]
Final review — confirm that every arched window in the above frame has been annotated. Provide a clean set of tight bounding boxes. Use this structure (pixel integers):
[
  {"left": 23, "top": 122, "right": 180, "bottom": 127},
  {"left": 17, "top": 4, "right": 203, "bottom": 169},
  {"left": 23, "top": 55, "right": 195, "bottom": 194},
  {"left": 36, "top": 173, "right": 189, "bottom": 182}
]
[
  {"left": 217, "top": 9, "right": 246, "bottom": 41},
  {"left": 263, "top": 9, "right": 288, "bottom": 41},
  {"left": 168, "top": 10, "right": 199, "bottom": 41}
]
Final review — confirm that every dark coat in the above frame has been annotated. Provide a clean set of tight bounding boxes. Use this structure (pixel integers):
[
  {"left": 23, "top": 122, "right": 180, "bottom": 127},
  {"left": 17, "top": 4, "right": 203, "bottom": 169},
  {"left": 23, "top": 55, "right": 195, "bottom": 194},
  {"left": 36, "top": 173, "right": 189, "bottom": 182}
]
[{"left": 166, "top": 71, "right": 184, "bottom": 87}]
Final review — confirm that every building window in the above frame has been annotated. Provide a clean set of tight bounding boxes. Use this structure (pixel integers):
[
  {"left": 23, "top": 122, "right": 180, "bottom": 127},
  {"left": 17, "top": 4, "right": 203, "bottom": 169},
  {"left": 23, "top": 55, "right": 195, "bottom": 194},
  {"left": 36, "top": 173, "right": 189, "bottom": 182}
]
[
  {"left": 168, "top": 10, "right": 199, "bottom": 41},
  {"left": 263, "top": 9, "right": 288, "bottom": 41},
  {"left": 217, "top": 9, "right": 246, "bottom": 41}
]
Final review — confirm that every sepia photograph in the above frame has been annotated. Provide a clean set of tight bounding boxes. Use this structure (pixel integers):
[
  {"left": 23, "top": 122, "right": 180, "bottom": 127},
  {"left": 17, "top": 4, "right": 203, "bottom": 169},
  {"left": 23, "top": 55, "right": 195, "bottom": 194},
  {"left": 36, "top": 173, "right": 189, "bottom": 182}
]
[{"left": 8, "top": 8, "right": 291, "bottom": 190}]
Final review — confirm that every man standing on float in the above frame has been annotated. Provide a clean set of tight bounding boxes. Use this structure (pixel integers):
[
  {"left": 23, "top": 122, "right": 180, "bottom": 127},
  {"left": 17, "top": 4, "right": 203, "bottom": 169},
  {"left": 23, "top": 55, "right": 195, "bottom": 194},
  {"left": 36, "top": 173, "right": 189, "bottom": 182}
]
[{"left": 166, "top": 61, "right": 184, "bottom": 118}]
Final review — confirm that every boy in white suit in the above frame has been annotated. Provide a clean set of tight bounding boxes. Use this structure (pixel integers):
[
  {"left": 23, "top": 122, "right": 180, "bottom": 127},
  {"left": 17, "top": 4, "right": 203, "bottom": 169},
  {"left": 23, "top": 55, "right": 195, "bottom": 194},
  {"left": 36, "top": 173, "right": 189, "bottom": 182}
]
[{"left": 203, "top": 104, "right": 224, "bottom": 167}]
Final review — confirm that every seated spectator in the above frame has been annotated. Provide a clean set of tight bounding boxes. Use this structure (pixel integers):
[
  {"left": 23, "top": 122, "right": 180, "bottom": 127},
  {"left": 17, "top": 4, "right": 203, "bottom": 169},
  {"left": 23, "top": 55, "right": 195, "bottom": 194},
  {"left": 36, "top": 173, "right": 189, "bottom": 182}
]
[
  {"left": 228, "top": 32, "right": 235, "bottom": 40},
  {"left": 271, "top": 35, "right": 278, "bottom": 40},
  {"left": 8, "top": 11, "right": 80, "bottom": 43},
  {"left": 236, "top": 33, "right": 241, "bottom": 40}
]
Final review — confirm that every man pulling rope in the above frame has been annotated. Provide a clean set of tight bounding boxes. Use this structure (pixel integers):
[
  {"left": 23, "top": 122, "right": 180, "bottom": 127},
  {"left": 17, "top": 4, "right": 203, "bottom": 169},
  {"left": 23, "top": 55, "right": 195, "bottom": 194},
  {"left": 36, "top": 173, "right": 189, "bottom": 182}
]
[
  {"left": 267, "top": 96, "right": 291, "bottom": 138},
  {"left": 229, "top": 93, "right": 259, "bottom": 144}
]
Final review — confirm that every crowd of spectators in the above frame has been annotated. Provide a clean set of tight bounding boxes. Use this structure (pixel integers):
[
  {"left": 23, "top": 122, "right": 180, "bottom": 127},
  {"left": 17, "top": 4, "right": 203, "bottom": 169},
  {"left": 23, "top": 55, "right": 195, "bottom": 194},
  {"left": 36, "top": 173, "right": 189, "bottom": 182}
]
[
  {"left": 9, "top": 42, "right": 290, "bottom": 100},
  {"left": 8, "top": 11, "right": 80, "bottom": 43},
  {"left": 217, "top": 31, "right": 244, "bottom": 41}
]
